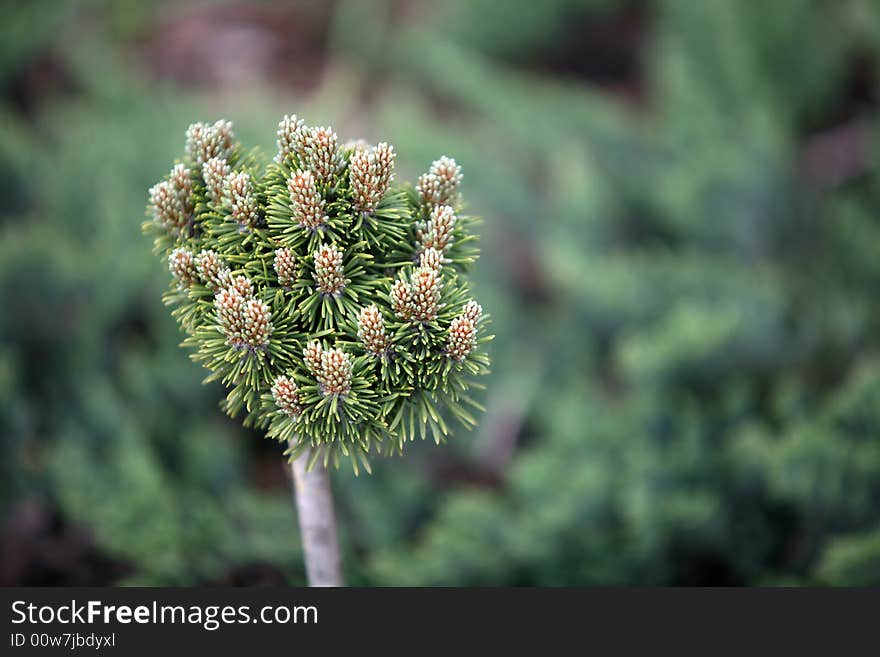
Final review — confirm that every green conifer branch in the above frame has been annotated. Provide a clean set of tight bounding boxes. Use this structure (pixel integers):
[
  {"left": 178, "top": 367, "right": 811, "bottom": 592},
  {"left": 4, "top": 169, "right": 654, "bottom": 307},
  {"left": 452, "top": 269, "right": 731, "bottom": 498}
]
[{"left": 144, "top": 114, "right": 492, "bottom": 584}]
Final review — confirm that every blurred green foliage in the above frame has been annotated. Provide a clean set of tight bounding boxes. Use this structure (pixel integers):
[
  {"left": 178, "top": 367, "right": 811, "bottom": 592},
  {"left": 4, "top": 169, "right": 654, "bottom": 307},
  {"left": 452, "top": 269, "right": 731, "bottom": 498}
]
[{"left": 2, "top": 0, "right": 880, "bottom": 585}]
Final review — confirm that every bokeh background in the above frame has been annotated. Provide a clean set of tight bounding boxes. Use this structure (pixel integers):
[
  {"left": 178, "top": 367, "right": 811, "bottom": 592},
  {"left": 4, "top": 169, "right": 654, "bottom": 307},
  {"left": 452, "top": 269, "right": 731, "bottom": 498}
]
[{"left": 3, "top": 0, "right": 880, "bottom": 586}]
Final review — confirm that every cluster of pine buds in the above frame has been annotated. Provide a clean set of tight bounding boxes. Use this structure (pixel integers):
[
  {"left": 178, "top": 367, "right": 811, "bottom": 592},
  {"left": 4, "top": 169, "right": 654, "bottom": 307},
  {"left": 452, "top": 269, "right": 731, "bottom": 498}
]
[
  {"left": 273, "top": 247, "right": 299, "bottom": 289},
  {"left": 146, "top": 114, "right": 489, "bottom": 469},
  {"left": 186, "top": 120, "right": 235, "bottom": 165},
  {"left": 275, "top": 114, "right": 306, "bottom": 164},
  {"left": 202, "top": 157, "right": 231, "bottom": 203},
  {"left": 168, "top": 247, "right": 196, "bottom": 287},
  {"left": 299, "top": 126, "right": 339, "bottom": 184},
  {"left": 194, "top": 249, "right": 231, "bottom": 290},
  {"left": 419, "top": 247, "right": 444, "bottom": 271},
  {"left": 167, "top": 243, "right": 275, "bottom": 352},
  {"left": 349, "top": 142, "right": 395, "bottom": 214},
  {"left": 185, "top": 121, "right": 259, "bottom": 232},
  {"left": 416, "top": 204, "right": 457, "bottom": 253},
  {"left": 271, "top": 375, "right": 301, "bottom": 418},
  {"left": 276, "top": 115, "right": 340, "bottom": 182},
  {"left": 150, "top": 164, "right": 193, "bottom": 234},
  {"left": 417, "top": 156, "right": 462, "bottom": 208},
  {"left": 313, "top": 244, "right": 348, "bottom": 296},
  {"left": 408, "top": 264, "right": 442, "bottom": 322},
  {"left": 357, "top": 306, "right": 390, "bottom": 356},
  {"left": 446, "top": 301, "right": 483, "bottom": 361},
  {"left": 214, "top": 276, "right": 273, "bottom": 350},
  {"left": 225, "top": 171, "right": 261, "bottom": 230},
  {"left": 288, "top": 170, "right": 327, "bottom": 230},
  {"left": 303, "top": 340, "right": 323, "bottom": 374},
  {"left": 303, "top": 342, "right": 353, "bottom": 397},
  {"left": 390, "top": 256, "right": 442, "bottom": 323}
]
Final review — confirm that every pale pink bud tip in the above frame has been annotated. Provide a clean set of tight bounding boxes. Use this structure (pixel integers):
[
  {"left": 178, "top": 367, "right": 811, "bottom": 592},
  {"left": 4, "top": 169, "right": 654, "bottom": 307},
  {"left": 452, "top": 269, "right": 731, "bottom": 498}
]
[
  {"left": 313, "top": 243, "right": 348, "bottom": 296},
  {"left": 416, "top": 204, "right": 457, "bottom": 253},
  {"left": 275, "top": 114, "right": 306, "bottom": 164},
  {"left": 462, "top": 300, "right": 483, "bottom": 323},
  {"left": 214, "top": 276, "right": 272, "bottom": 349},
  {"left": 391, "top": 279, "right": 412, "bottom": 321},
  {"left": 272, "top": 375, "right": 301, "bottom": 418},
  {"left": 225, "top": 171, "right": 260, "bottom": 230},
  {"left": 273, "top": 248, "right": 299, "bottom": 288},
  {"left": 409, "top": 266, "right": 442, "bottom": 322},
  {"left": 303, "top": 340, "right": 324, "bottom": 375},
  {"left": 419, "top": 247, "right": 444, "bottom": 271},
  {"left": 194, "top": 250, "right": 231, "bottom": 290},
  {"left": 358, "top": 305, "right": 390, "bottom": 355},
  {"left": 288, "top": 169, "right": 327, "bottom": 230},
  {"left": 446, "top": 315, "right": 478, "bottom": 361},
  {"left": 150, "top": 164, "right": 194, "bottom": 234},
  {"left": 300, "top": 126, "right": 339, "bottom": 185},
  {"left": 417, "top": 156, "right": 462, "bottom": 208},
  {"left": 185, "top": 120, "right": 235, "bottom": 166},
  {"left": 202, "top": 157, "right": 231, "bottom": 203},
  {"left": 168, "top": 248, "right": 197, "bottom": 287},
  {"left": 317, "top": 348, "right": 352, "bottom": 396},
  {"left": 349, "top": 142, "right": 395, "bottom": 214}
]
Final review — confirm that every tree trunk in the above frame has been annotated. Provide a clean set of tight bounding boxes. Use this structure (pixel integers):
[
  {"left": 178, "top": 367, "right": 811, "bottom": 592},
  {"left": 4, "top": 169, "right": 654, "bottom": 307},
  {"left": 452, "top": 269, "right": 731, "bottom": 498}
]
[{"left": 289, "top": 445, "right": 343, "bottom": 586}]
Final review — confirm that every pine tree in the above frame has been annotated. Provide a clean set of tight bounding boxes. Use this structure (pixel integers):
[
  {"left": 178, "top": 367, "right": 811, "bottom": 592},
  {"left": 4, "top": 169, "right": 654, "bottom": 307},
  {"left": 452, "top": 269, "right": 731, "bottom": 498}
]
[{"left": 144, "top": 116, "right": 491, "bottom": 584}]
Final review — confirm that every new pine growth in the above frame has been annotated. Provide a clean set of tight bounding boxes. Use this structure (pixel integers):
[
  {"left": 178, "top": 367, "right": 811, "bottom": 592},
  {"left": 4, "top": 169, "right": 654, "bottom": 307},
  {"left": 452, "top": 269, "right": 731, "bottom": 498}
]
[{"left": 145, "top": 115, "right": 490, "bottom": 471}]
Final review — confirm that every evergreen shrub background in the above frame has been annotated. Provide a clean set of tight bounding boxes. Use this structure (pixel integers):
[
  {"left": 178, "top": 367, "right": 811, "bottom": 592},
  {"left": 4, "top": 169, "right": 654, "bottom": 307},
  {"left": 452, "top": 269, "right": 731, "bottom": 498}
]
[{"left": 2, "top": 0, "right": 880, "bottom": 585}]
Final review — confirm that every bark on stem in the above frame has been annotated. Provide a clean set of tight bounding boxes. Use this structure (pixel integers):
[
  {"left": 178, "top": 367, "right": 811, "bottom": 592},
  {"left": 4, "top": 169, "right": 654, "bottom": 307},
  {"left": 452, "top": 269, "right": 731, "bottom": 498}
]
[{"left": 289, "top": 445, "right": 343, "bottom": 586}]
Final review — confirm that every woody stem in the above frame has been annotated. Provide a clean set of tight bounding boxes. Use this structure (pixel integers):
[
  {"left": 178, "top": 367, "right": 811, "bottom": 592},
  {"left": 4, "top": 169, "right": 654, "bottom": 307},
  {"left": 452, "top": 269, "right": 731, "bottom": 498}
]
[{"left": 289, "top": 444, "right": 343, "bottom": 587}]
